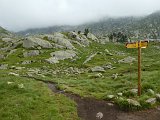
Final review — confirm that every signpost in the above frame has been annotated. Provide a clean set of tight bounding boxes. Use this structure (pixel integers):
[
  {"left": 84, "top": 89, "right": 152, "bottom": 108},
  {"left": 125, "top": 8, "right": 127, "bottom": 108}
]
[{"left": 126, "top": 40, "right": 148, "bottom": 96}]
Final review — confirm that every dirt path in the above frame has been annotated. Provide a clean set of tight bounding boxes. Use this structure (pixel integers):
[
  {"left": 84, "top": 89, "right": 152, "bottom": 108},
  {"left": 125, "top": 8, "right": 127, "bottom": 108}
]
[
  {"left": 21, "top": 76, "right": 160, "bottom": 120},
  {"left": 48, "top": 83, "right": 160, "bottom": 120}
]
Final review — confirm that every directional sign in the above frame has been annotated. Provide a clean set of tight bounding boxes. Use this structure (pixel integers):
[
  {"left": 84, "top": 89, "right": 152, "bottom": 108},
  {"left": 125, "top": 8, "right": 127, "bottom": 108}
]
[
  {"left": 126, "top": 40, "right": 148, "bottom": 48},
  {"left": 140, "top": 41, "right": 148, "bottom": 48},
  {"left": 126, "top": 40, "right": 148, "bottom": 96}
]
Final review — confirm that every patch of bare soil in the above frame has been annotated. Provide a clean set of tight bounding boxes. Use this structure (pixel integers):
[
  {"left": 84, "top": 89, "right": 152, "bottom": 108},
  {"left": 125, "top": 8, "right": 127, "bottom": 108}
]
[{"left": 48, "top": 82, "right": 160, "bottom": 120}]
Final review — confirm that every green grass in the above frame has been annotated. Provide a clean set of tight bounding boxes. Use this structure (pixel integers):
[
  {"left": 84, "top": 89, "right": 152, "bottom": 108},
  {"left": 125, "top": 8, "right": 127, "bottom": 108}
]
[
  {"left": 0, "top": 70, "right": 79, "bottom": 120},
  {"left": 0, "top": 40, "right": 160, "bottom": 112}
]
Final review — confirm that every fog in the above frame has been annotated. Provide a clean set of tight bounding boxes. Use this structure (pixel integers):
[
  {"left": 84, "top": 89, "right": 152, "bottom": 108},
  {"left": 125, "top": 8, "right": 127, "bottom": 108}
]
[{"left": 0, "top": 0, "right": 160, "bottom": 32}]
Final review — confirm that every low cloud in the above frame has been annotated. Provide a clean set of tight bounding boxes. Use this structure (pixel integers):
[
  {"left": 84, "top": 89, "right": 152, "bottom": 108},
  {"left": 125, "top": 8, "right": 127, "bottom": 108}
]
[{"left": 0, "top": 0, "right": 160, "bottom": 32}]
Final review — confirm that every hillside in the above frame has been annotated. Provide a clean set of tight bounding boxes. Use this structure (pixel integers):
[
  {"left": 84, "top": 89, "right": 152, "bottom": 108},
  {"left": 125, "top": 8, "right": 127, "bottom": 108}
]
[
  {"left": 18, "top": 11, "right": 160, "bottom": 40},
  {"left": 1, "top": 26, "right": 160, "bottom": 119}
]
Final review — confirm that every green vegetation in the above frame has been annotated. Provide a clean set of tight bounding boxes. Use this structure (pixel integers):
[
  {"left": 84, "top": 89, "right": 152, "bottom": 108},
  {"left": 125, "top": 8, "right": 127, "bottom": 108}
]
[
  {"left": 0, "top": 70, "right": 79, "bottom": 120},
  {"left": 0, "top": 31, "right": 160, "bottom": 120}
]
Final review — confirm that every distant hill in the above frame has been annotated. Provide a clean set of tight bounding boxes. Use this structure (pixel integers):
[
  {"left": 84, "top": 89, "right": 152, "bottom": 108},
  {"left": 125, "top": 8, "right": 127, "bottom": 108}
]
[{"left": 17, "top": 11, "right": 160, "bottom": 39}]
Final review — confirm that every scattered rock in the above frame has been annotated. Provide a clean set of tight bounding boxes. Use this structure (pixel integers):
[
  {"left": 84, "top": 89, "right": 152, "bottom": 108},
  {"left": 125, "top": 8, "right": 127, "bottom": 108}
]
[
  {"left": 104, "top": 49, "right": 113, "bottom": 56},
  {"left": 117, "top": 93, "right": 123, "bottom": 96},
  {"left": 116, "top": 51, "right": 126, "bottom": 56},
  {"left": 147, "top": 89, "right": 155, "bottom": 95},
  {"left": 156, "top": 94, "right": 160, "bottom": 101},
  {"left": 23, "top": 37, "right": 53, "bottom": 48},
  {"left": 111, "top": 73, "right": 118, "bottom": 79},
  {"left": 18, "top": 83, "right": 24, "bottom": 89},
  {"left": 22, "top": 60, "right": 32, "bottom": 65},
  {"left": 102, "top": 64, "right": 115, "bottom": 70},
  {"left": 89, "top": 73, "right": 103, "bottom": 78},
  {"left": 9, "top": 72, "right": 19, "bottom": 76},
  {"left": 127, "top": 99, "right": 141, "bottom": 106},
  {"left": 107, "top": 95, "right": 114, "bottom": 99},
  {"left": 0, "top": 64, "right": 8, "bottom": 69},
  {"left": 0, "top": 54, "right": 5, "bottom": 59},
  {"left": 46, "top": 34, "right": 75, "bottom": 49},
  {"left": 107, "top": 103, "right": 114, "bottom": 106},
  {"left": 45, "top": 57, "right": 59, "bottom": 64},
  {"left": 7, "top": 81, "right": 14, "bottom": 85},
  {"left": 75, "top": 36, "right": 90, "bottom": 46},
  {"left": 15, "top": 67, "right": 25, "bottom": 70},
  {"left": 7, "top": 49, "right": 17, "bottom": 56},
  {"left": 118, "top": 56, "right": 136, "bottom": 63},
  {"left": 130, "top": 89, "right": 138, "bottom": 94},
  {"left": 50, "top": 50, "right": 77, "bottom": 60},
  {"left": 91, "top": 66, "right": 105, "bottom": 72},
  {"left": 96, "top": 112, "right": 103, "bottom": 119},
  {"left": 2, "top": 38, "right": 15, "bottom": 43},
  {"left": 146, "top": 98, "right": 156, "bottom": 105},
  {"left": 23, "top": 50, "right": 40, "bottom": 57},
  {"left": 87, "top": 33, "right": 98, "bottom": 42},
  {"left": 83, "top": 53, "right": 97, "bottom": 64}
]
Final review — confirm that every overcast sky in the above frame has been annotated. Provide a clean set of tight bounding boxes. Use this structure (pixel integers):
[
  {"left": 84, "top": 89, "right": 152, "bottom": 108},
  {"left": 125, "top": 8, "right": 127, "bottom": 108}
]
[{"left": 0, "top": 0, "right": 160, "bottom": 32}]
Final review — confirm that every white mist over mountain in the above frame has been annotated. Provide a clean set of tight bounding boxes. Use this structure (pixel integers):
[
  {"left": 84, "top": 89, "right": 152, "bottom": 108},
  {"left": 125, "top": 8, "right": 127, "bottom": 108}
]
[{"left": 0, "top": 0, "right": 160, "bottom": 32}]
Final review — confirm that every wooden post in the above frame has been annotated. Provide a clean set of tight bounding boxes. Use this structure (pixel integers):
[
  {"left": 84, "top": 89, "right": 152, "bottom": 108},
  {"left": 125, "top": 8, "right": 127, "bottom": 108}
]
[{"left": 138, "top": 41, "right": 141, "bottom": 96}]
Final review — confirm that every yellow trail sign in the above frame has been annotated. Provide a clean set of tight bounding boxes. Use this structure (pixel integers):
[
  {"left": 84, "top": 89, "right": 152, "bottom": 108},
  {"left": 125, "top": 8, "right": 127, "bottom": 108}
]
[
  {"left": 126, "top": 40, "right": 148, "bottom": 96},
  {"left": 126, "top": 40, "right": 148, "bottom": 48}
]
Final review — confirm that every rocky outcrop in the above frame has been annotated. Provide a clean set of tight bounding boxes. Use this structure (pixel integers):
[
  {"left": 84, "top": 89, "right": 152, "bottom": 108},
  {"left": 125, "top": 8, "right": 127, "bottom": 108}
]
[
  {"left": 50, "top": 50, "right": 77, "bottom": 60},
  {"left": 47, "top": 35, "right": 75, "bottom": 49},
  {"left": 118, "top": 56, "right": 136, "bottom": 63},
  {"left": 23, "top": 50, "right": 40, "bottom": 57},
  {"left": 83, "top": 53, "right": 97, "bottom": 64},
  {"left": 23, "top": 37, "right": 53, "bottom": 49},
  {"left": 87, "top": 33, "right": 98, "bottom": 42},
  {"left": 46, "top": 50, "right": 77, "bottom": 64},
  {"left": 45, "top": 57, "right": 59, "bottom": 64},
  {"left": 91, "top": 66, "right": 105, "bottom": 72}
]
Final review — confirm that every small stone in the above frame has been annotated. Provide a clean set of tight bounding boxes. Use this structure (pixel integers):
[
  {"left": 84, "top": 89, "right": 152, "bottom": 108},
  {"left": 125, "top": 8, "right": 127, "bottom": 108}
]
[
  {"left": 130, "top": 89, "right": 138, "bottom": 94},
  {"left": 18, "top": 83, "right": 24, "bottom": 89},
  {"left": 0, "top": 64, "right": 8, "bottom": 69},
  {"left": 156, "top": 94, "right": 160, "bottom": 101},
  {"left": 91, "top": 66, "right": 105, "bottom": 72},
  {"left": 147, "top": 89, "right": 155, "bottom": 95},
  {"left": 111, "top": 73, "right": 118, "bottom": 79},
  {"left": 146, "top": 98, "right": 156, "bottom": 105},
  {"left": 107, "top": 95, "right": 114, "bottom": 99},
  {"left": 127, "top": 99, "right": 141, "bottom": 106},
  {"left": 7, "top": 81, "right": 14, "bottom": 85},
  {"left": 96, "top": 112, "right": 103, "bottom": 119},
  {"left": 9, "top": 72, "right": 19, "bottom": 76},
  {"left": 107, "top": 103, "right": 114, "bottom": 106},
  {"left": 117, "top": 93, "right": 123, "bottom": 96}
]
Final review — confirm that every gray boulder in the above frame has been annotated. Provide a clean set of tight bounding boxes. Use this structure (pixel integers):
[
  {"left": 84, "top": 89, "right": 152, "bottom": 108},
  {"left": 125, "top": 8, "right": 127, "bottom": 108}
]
[
  {"left": 156, "top": 94, "right": 160, "bottom": 101},
  {"left": 127, "top": 99, "right": 141, "bottom": 106},
  {"left": 23, "top": 37, "right": 53, "bottom": 48},
  {"left": 23, "top": 50, "right": 40, "bottom": 57},
  {"left": 50, "top": 50, "right": 77, "bottom": 60},
  {"left": 87, "top": 33, "right": 98, "bottom": 42},
  {"left": 75, "top": 36, "right": 90, "bottom": 46},
  {"left": 0, "top": 54, "right": 5, "bottom": 59},
  {"left": 146, "top": 98, "right": 156, "bottom": 105},
  {"left": 130, "top": 89, "right": 138, "bottom": 94},
  {"left": 147, "top": 89, "right": 155, "bottom": 95},
  {"left": 91, "top": 66, "right": 105, "bottom": 72},
  {"left": 118, "top": 56, "right": 136, "bottom": 63},
  {"left": 2, "top": 38, "right": 15, "bottom": 43},
  {"left": 22, "top": 60, "right": 32, "bottom": 65},
  {"left": 45, "top": 57, "right": 59, "bottom": 64},
  {"left": 45, "top": 34, "right": 75, "bottom": 49},
  {"left": 0, "top": 64, "right": 8, "bottom": 69}
]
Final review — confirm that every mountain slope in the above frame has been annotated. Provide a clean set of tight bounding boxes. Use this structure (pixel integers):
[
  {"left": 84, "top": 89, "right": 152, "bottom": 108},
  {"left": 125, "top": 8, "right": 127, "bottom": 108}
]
[{"left": 17, "top": 11, "right": 160, "bottom": 40}]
